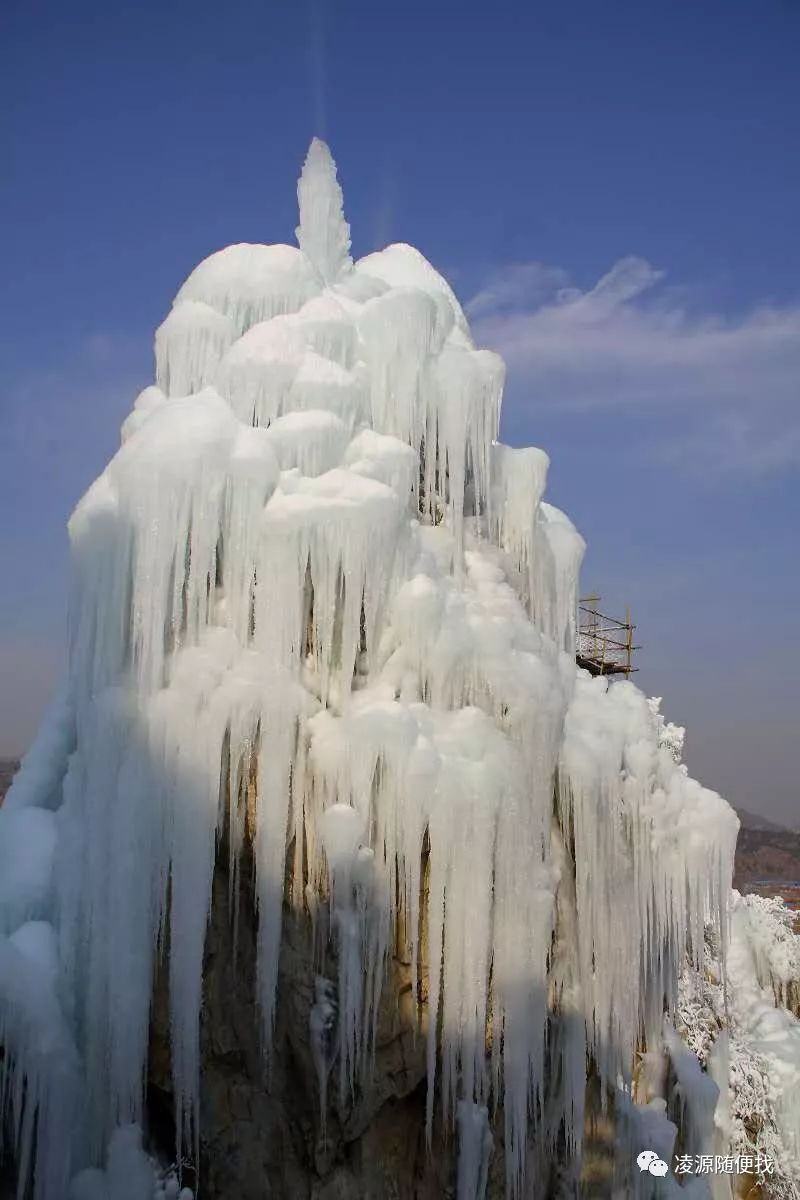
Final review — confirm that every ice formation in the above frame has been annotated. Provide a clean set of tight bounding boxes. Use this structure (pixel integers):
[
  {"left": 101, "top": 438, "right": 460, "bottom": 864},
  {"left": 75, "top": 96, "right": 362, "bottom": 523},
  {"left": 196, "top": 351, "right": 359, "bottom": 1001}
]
[
  {"left": 0, "top": 138, "right": 762, "bottom": 1198},
  {"left": 673, "top": 893, "right": 800, "bottom": 1199}
]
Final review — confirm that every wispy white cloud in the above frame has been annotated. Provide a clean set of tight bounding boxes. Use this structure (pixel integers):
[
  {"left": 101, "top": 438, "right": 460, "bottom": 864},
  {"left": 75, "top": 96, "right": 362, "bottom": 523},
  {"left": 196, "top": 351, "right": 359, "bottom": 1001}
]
[
  {"left": 466, "top": 262, "right": 572, "bottom": 318},
  {"left": 468, "top": 257, "right": 800, "bottom": 473}
]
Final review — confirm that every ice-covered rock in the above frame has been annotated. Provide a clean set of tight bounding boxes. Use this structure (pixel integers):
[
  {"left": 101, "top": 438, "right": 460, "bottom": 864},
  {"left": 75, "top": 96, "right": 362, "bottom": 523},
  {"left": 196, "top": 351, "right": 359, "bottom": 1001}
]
[{"left": 0, "top": 138, "right": 752, "bottom": 1200}]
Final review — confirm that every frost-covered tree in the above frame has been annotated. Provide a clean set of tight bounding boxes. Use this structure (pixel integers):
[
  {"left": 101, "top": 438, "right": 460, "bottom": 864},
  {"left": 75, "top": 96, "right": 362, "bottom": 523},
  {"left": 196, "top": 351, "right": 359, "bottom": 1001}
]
[
  {"left": 647, "top": 695, "right": 686, "bottom": 765},
  {"left": 675, "top": 895, "right": 800, "bottom": 1200}
]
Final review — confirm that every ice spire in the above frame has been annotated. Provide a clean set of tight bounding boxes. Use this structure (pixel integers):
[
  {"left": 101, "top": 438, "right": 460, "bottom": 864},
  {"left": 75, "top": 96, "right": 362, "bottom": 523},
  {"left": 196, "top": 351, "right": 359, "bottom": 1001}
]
[{"left": 296, "top": 137, "right": 353, "bottom": 286}]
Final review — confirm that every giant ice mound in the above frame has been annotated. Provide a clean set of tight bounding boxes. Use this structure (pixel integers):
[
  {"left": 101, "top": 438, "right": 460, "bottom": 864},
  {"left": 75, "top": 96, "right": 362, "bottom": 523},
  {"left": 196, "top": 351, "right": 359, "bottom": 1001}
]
[{"left": 0, "top": 139, "right": 741, "bottom": 1199}]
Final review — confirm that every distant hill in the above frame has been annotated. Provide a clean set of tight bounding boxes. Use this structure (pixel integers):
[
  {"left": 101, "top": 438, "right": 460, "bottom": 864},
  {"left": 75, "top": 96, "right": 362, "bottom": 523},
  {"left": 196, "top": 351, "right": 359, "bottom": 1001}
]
[
  {"left": 734, "top": 805, "right": 794, "bottom": 833},
  {"left": 730, "top": 803, "right": 800, "bottom": 908},
  {"left": 735, "top": 825, "right": 800, "bottom": 894},
  {"left": 0, "top": 758, "right": 18, "bottom": 804}
]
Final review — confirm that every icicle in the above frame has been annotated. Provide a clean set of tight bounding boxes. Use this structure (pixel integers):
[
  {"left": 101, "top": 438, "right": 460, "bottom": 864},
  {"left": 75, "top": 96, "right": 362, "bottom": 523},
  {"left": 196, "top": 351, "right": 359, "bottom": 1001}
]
[
  {"left": 0, "top": 925, "right": 80, "bottom": 1200},
  {"left": 221, "top": 425, "right": 280, "bottom": 644},
  {"left": 490, "top": 442, "right": 550, "bottom": 614},
  {"left": 0, "top": 807, "right": 57, "bottom": 935},
  {"left": 356, "top": 242, "right": 473, "bottom": 347},
  {"left": 425, "top": 345, "right": 503, "bottom": 558},
  {"left": 258, "top": 468, "right": 407, "bottom": 703},
  {"left": 426, "top": 710, "right": 507, "bottom": 1131},
  {"left": 254, "top": 677, "right": 304, "bottom": 1053},
  {"left": 265, "top": 410, "right": 350, "bottom": 478},
  {"left": 309, "top": 976, "right": 338, "bottom": 1135},
  {"left": 296, "top": 138, "right": 353, "bottom": 287},
  {"left": 155, "top": 300, "right": 236, "bottom": 397},
  {"left": 358, "top": 286, "right": 439, "bottom": 457},
  {"left": 287, "top": 292, "right": 357, "bottom": 368},
  {"left": 318, "top": 802, "right": 366, "bottom": 1099},
  {"left": 217, "top": 319, "right": 366, "bottom": 432},
  {"left": 457, "top": 1101, "right": 493, "bottom": 1200},
  {"left": 343, "top": 428, "right": 418, "bottom": 500},
  {"left": 726, "top": 893, "right": 800, "bottom": 1168},
  {"left": 175, "top": 243, "right": 318, "bottom": 336},
  {"left": 664, "top": 1019, "right": 720, "bottom": 1159},
  {"left": 533, "top": 502, "right": 586, "bottom": 654}
]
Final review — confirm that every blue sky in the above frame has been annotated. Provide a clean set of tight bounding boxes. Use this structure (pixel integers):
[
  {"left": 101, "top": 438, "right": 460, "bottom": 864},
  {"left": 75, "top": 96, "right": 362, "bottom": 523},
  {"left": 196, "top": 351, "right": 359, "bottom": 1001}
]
[{"left": 1, "top": 0, "right": 798, "bottom": 823}]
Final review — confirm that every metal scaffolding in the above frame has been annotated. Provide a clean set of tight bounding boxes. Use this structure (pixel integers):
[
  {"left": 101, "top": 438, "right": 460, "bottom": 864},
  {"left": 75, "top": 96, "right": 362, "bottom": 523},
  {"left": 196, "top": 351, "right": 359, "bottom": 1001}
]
[{"left": 576, "top": 595, "right": 639, "bottom": 677}]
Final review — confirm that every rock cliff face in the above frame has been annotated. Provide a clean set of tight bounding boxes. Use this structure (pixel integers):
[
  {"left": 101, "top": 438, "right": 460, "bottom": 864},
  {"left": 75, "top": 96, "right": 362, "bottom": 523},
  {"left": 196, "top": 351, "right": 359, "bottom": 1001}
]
[
  {"left": 147, "top": 836, "right": 459, "bottom": 1200},
  {"left": 147, "top": 827, "right": 618, "bottom": 1200},
  {"left": 144, "top": 853, "right": 800, "bottom": 1200}
]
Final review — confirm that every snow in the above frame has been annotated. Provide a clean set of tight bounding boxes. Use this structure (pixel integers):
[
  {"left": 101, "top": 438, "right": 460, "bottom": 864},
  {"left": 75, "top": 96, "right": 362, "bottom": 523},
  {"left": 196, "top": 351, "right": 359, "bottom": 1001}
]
[
  {"left": 734, "top": 890, "right": 800, "bottom": 1004},
  {"left": 155, "top": 301, "right": 236, "bottom": 398},
  {"left": 120, "top": 386, "right": 167, "bottom": 444},
  {"left": 175, "top": 243, "right": 316, "bottom": 336},
  {"left": 288, "top": 293, "right": 358, "bottom": 368},
  {"left": 216, "top": 324, "right": 366, "bottom": 430},
  {"left": 675, "top": 896, "right": 800, "bottom": 1197},
  {"left": 559, "top": 673, "right": 738, "bottom": 1121},
  {"left": 647, "top": 695, "right": 686, "bottom": 765},
  {"left": 356, "top": 242, "right": 473, "bottom": 344},
  {"left": 0, "top": 138, "right": 753, "bottom": 1200},
  {"left": 727, "top": 894, "right": 800, "bottom": 1174},
  {"left": 263, "top": 409, "right": 350, "bottom": 477},
  {"left": 343, "top": 428, "right": 418, "bottom": 497},
  {"left": 664, "top": 1019, "right": 720, "bottom": 1160}
]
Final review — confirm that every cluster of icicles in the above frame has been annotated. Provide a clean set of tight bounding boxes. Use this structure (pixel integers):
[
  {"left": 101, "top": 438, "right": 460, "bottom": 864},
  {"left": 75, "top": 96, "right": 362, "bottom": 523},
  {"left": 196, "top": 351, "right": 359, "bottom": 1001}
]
[{"left": 0, "top": 140, "right": 739, "bottom": 1199}]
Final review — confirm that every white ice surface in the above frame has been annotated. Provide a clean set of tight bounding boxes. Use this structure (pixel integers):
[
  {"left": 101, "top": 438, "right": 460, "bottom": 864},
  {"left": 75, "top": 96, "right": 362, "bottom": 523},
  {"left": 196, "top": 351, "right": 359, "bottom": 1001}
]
[{"left": 0, "top": 138, "right": 745, "bottom": 1200}]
